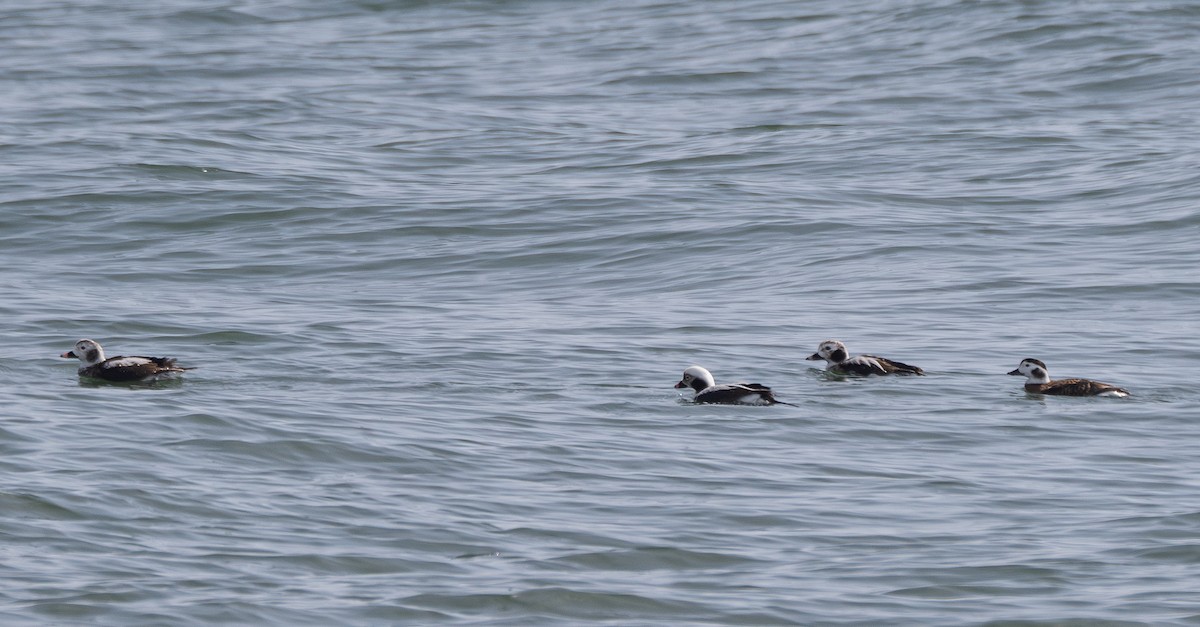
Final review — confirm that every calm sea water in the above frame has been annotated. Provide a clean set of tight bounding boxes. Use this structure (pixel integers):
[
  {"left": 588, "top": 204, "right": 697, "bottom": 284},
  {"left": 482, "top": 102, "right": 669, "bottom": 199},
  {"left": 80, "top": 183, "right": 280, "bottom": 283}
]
[{"left": 3, "top": 0, "right": 1200, "bottom": 624}]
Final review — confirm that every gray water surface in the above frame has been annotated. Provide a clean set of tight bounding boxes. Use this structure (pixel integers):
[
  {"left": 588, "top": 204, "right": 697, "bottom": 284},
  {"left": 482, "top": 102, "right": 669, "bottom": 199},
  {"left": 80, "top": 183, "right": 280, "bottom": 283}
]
[{"left": 3, "top": 0, "right": 1200, "bottom": 624}]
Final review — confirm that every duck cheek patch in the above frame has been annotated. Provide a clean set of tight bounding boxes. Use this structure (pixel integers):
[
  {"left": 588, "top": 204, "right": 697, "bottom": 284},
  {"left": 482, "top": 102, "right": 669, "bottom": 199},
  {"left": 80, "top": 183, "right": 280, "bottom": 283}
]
[
  {"left": 1032, "top": 368, "right": 1044, "bottom": 378},
  {"left": 85, "top": 349, "right": 100, "bottom": 362},
  {"left": 830, "top": 349, "right": 848, "bottom": 362}
]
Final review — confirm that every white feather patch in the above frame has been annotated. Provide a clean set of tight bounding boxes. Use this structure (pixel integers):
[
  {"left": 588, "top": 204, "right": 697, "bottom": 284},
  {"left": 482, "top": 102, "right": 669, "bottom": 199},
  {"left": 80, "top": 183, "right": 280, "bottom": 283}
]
[
  {"left": 103, "top": 357, "right": 154, "bottom": 368},
  {"left": 846, "top": 356, "right": 884, "bottom": 372}
]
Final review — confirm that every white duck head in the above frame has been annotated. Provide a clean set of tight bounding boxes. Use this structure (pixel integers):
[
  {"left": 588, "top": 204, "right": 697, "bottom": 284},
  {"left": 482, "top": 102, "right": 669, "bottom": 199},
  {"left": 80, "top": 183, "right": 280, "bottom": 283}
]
[
  {"left": 61, "top": 339, "right": 106, "bottom": 366},
  {"left": 1007, "top": 358, "right": 1050, "bottom": 383},
  {"left": 807, "top": 339, "right": 848, "bottom": 364},
  {"left": 674, "top": 365, "right": 716, "bottom": 393}
]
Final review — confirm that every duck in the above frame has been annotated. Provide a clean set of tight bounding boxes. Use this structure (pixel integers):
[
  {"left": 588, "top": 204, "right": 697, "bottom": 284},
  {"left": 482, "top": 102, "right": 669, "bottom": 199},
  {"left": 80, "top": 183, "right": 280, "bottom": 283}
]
[
  {"left": 674, "top": 365, "right": 792, "bottom": 406},
  {"left": 1007, "top": 358, "right": 1129, "bottom": 397},
  {"left": 61, "top": 339, "right": 192, "bottom": 382},
  {"left": 805, "top": 339, "right": 924, "bottom": 376}
]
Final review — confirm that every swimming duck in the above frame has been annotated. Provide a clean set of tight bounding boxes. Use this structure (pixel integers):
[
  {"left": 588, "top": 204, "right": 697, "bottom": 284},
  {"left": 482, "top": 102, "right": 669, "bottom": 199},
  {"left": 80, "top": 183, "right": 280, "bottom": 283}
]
[
  {"left": 61, "top": 339, "right": 192, "bottom": 382},
  {"left": 674, "top": 365, "right": 791, "bottom": 405},
  {"left": 806, "top": 339, "right": 924, "bottom": 376},
  {"left": 1007, "top": 358, "right": 1129, "bottom": 397}
]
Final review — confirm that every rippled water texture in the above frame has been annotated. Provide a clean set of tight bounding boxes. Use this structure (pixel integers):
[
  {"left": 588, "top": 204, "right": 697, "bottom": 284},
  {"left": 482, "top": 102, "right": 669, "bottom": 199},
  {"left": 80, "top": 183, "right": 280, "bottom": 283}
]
[{"left": 3, "top": 0, "right": 1200, "bottom": 624}]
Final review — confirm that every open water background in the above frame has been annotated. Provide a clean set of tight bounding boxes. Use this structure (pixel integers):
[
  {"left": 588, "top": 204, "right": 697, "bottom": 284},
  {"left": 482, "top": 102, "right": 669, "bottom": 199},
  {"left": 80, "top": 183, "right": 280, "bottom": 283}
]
[{"left": 3, "top": 0, "right": 1200, "bottom": 624}]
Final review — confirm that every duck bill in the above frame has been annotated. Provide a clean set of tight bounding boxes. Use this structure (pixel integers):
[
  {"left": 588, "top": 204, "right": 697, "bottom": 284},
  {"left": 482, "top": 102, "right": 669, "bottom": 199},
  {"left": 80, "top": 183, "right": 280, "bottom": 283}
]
[
  {"left": 61, "top": 351, "right": 77, "bottom": 359},
  {"left": 805, "top": 353, "right": 822, "bottom": 361},
  {"left": 1006, "top": 369, "right": 1021, "bottom": 376},
  {"left": 674, "top": 380, "right": 688, "bottom": 389}
]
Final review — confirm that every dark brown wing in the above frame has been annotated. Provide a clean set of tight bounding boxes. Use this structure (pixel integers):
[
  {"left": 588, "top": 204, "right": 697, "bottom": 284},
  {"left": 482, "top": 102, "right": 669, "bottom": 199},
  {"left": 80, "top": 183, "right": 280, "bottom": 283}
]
[
  {"left": 873, "top": 356, "right": 924, "bottom": 375},
  {"left": 832, "top": 355, "right": 924, "bottom": 376},
  {"left": 830, "top": 359, "right": 885, "bottom": 376},
  {"left": 1041, "top": 378, "right": 1128, "bottom": 396},
  {"left": 82, "top": 356, "right": 186, "bottom": 382},
  {"left": 694, "top": 383, "right": 776, "bottom": 405}
]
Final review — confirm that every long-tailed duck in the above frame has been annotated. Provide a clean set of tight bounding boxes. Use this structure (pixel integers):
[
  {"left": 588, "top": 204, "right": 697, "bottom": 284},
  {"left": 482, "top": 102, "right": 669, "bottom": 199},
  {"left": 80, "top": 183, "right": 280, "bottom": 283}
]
[
  {"left": 805, "top": 339, "right": 924, "bottom": 376},
  {"left": 674, "top": 365, "right": 793, "bottom": 406},
  {"left": 1008, "top": 358, "right": 1129, "bottom": 397},
  {"left": 61, "top": 339, "right": 192, "bottom": 382}
]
